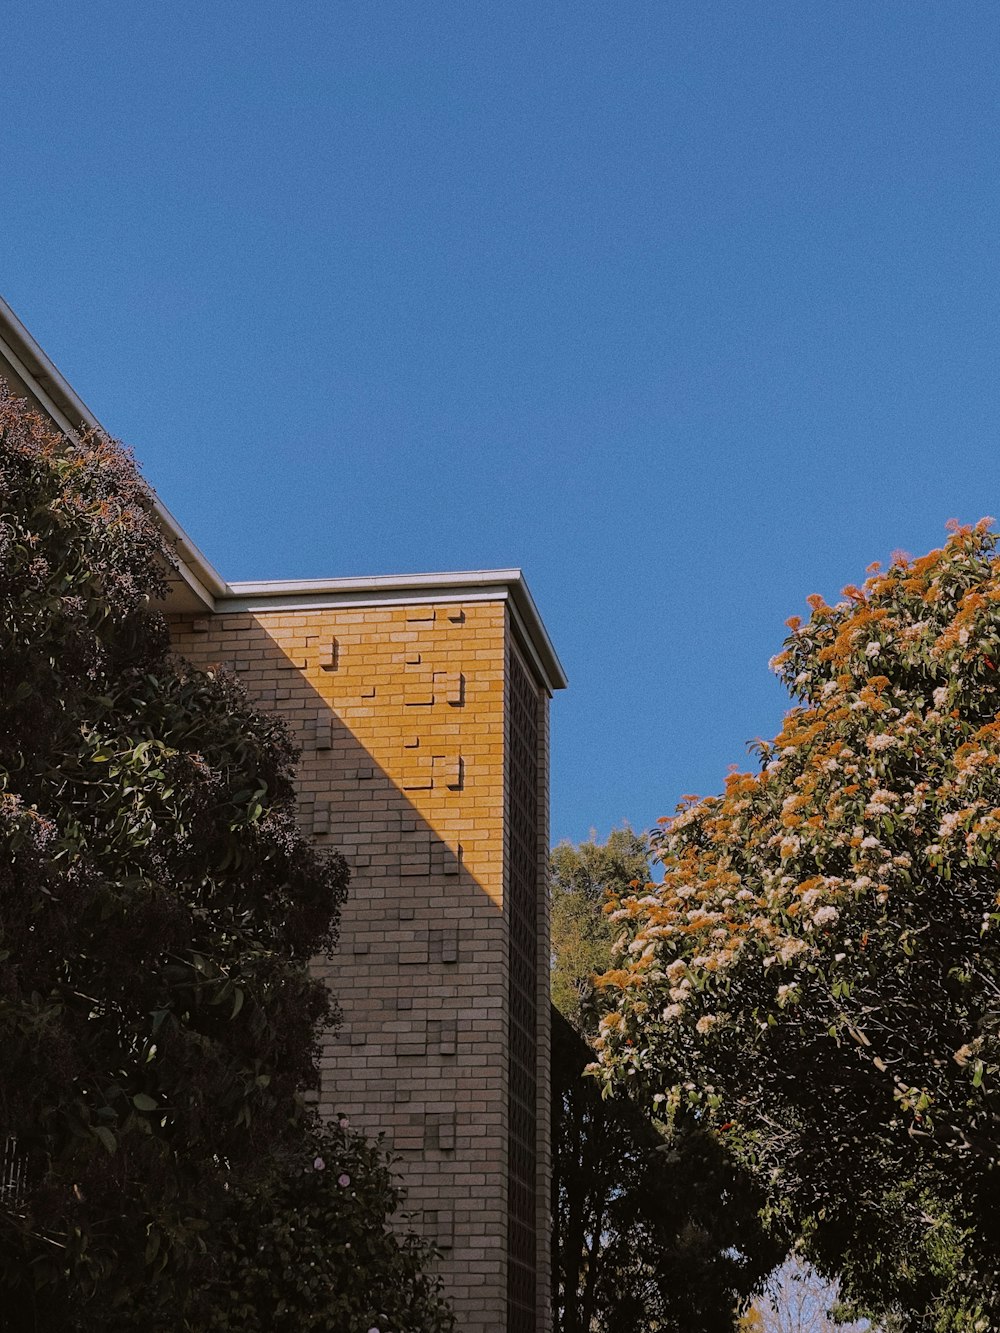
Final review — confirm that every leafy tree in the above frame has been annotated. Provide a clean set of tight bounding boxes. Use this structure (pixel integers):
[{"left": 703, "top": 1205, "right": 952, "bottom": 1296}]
[
  {"left": 202, "top": 1118, "right": 452, "bottom": 1333},
  {"left": 0, "top": 389, "right": 451, "bottom": 1330},
  {"left": 552, "top": 1008, "right": 784, "bottom": 1333},
  {"left": 550, "top": 832, "right": 783, "bottom": 1331},
  {"left": 593, "top": 522, "right": 1000, "bottom": 1332},
  {"left": 551, "top": 828, "right": 650, "bottom": 1028}
]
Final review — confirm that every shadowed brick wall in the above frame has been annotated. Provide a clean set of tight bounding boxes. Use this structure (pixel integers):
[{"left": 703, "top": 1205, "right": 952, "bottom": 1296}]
[{"left": 170, "top": 596, "right": 551, "bottom": 1333}]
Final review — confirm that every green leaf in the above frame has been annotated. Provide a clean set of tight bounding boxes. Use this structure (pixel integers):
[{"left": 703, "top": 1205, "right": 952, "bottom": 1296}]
[
  {"left": 133, "top": 1093, "right": 158, "bottom": 1112},
  {"left": 94, "top": 1126, "right": 117, "bottom": 1155}
]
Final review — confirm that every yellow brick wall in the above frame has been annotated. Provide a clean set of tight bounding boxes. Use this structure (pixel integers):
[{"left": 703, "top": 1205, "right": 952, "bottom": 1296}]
[
  {"left": 528, "top": 636, "right": 553, "bottom": 1333},
  {"left": 170, "top": 597, "right": 536, "bottom": 1331},
  {"left": 503, "top": 630, "right": 553, "bottom": 1333}
]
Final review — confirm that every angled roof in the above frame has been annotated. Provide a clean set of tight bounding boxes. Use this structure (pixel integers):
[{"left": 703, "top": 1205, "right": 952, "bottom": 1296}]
[{"left": 0, "top": 296, "right": 567, "bottom": 692}]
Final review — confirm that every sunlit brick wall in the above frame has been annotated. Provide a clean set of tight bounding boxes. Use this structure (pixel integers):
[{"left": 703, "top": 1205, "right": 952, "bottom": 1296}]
[{"left": 170, "top": 597, "right": 550, "bottom": 1331}]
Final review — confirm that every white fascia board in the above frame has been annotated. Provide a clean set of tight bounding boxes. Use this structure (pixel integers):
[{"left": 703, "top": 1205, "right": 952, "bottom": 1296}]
[
  {"left": 0, "top": 306, "right": 95, "bottom": 437},
  {"left": 147, "top": 493, "right": 225, "bottom": 607},
  {"left": 0, "top": 294, "right": 224, "bottom": 610},
  {"left": 226, "top": 568, "right": 524, "bottom": 599},
  {"left": 221, "top": 569, "right": 568, "bottom": 694}
]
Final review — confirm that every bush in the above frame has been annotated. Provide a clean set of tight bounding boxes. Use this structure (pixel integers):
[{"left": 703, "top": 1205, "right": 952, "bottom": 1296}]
[
  {"left": 0, "top": 387, "right": 450, "bottom": 1330},
  {"left": 204, "top": 1119, "right": 453, "bottom": 1333}
]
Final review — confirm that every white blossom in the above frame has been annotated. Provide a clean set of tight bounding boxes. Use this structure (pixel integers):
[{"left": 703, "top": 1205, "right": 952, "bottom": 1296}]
[
  {"left": 869, "top": 734, "right": 897, "bottom": 751},
  {"left": 938, "top": 811, "right": 964, "bottom": 838},
  {"left": 778, "top": 938, "right": 808, "bottom": 962}
]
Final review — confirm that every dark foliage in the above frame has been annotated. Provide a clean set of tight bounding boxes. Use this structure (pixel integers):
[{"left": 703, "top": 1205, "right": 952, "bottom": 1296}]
[
  {"left": 552, "top": 1007, "right": 783, "bottom": 1333},
  {"left": 0, "top": 389, "right": 451, "bottom": 1330},
  {"left": 202, "top": 1119, "right": 454, "bottom": 1333}
]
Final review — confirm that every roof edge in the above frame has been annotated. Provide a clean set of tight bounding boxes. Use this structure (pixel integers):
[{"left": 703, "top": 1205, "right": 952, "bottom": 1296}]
[
  {"left": 221, "top": 569, "right": 567, "bottom": 692},
  {"left": 0, "top": 294, "right": 225, "bottom": 609},
  {"left": 0, "top": 293, "right": 103, "bottom": 436}
]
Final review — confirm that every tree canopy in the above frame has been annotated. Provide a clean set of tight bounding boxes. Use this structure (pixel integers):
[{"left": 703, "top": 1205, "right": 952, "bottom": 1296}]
[
  {"left": 552, "top": 1006, "right": 784, "bottom": 1333},
  {"left": 739, "top": 1257, "right": 882, "bottom": 1333},
  {"left": 0, "top": 388, "right": 452, "bottom": 1330},
  {"left": 550, "top": 832, "right": 783, "bottom": 1332},
  {"left": 592, "top": 521, "right": 1000, "bottom": 1332},
  {"left": 551, "top": 828, "right": 650, "bottom": 1027}
]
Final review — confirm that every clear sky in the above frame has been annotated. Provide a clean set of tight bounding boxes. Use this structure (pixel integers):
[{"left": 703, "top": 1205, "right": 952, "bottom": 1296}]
[{"left": 4, "top": 3, "right": 1000, "bottom": 847}]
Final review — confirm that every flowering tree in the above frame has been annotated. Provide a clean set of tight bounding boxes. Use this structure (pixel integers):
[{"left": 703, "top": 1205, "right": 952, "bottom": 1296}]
[{"left": 592, "top": 522, "right": 1000, "bottom": 1332}]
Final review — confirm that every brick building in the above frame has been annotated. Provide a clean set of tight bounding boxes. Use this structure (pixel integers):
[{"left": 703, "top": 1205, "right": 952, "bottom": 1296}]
[{"left": 0, "top": 296, "right": 566, "bottom": 1331}]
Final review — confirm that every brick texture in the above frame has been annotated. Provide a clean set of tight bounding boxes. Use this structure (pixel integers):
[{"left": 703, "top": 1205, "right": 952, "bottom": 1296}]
[{"left": 169, "top": 597, "right": 551, "bottom": 1332}]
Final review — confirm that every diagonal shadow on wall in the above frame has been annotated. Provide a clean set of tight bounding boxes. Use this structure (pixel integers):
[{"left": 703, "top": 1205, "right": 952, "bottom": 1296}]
[{"left": 169, "top": 607, "right": 519, "bottom": 1326}]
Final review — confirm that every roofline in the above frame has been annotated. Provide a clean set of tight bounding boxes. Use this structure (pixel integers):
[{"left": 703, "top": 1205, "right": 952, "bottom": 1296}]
[
  {"left": 0, "top": 294, "right": 227, "bottom": 607},
  {"left": 221, "top": 569, "right": 568, "bottom": 692},
  {"left": 0, "top": 293, "right": 102, "bottom": 435},
  {"left": 0, "top": 296, "right": 567, "bottom": 691}
]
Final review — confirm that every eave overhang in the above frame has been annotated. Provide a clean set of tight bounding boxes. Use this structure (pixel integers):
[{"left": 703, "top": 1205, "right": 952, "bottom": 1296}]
[{"left": 222, "top": 569, "right": 568, "bottom": 694}]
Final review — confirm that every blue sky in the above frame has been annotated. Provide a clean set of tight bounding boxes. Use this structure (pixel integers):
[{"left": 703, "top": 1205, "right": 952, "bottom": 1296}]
[{"left": 4, "top": 2, "right": 1000, "bottom": 846}]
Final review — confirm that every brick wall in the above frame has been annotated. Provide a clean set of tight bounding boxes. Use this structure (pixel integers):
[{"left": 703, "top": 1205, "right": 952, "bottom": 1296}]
[{"left": 170, "top": 596, "right": 551, "bottom": 1331}]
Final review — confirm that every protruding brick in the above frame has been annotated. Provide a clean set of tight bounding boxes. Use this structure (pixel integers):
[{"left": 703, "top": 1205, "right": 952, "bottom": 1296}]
[{"left": 164, "top": 594, "right": 552, "bottom": 1333}]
